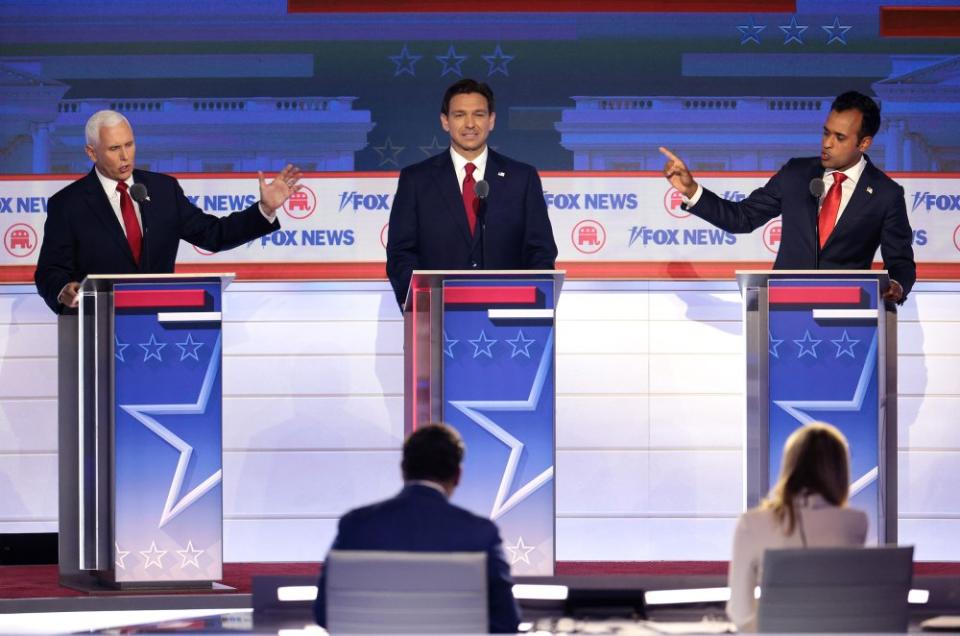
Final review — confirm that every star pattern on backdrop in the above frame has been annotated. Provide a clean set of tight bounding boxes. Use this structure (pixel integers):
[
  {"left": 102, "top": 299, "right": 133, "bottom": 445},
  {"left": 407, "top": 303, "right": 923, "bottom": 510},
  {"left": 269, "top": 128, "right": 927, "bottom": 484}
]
[
  {"left": 115, "top": 542, "right": 130, "bottom": 570},
  {"left": 120, "top": 336, "right": 224, "bottom": 529},
  {"left": 469, "top": 330, "right": 498, "bottom": 358},
  {"left": 419, "top": 136, "right": 446, "bottom": 157},
  {"left": 506, "top": 536, "right": 536, "bottom": 565},
  {"left": 793, "top": 329, "right": 822, "bottom": 359},
  {"left": 482, "top": 44, "right": 514, "bottom": 76},
  {"left": 443, "top": 330, "right": 459, "bottom": 359},
  {"left": 822, "top": 17, "right": 852, "bottom": 45},
  {"left": 115, "top": 335, "right": 130, "bottom": 362},
  {"left": 737, "top": 15, "right": 766, "bottom": 45},
  {"left": 506, "top": 330, "right": 536, "bottom": 358},
  {"left": 780, "top": 15, "right": 808, "bottom": 45},
  {"left": 768, "top": 330, "right": 784, "bottom": 359},
  {"left": 139, "top": 333, "right": 167, "bottom": 362},
  {"left": 436, "top": 44, "right": 468, "bottom": 77},
  {"left": 176, "top": 540, "right": 204, "bottom": 568},
  {"left": 373, "top": 137, "right": 405, "bottom": 167},
  {"left": 140, "top": 541, "right": 167, "bottom": 569},
  {"left": 448, "top": 331, "right": 555, "bottom": 520},
  {"left": 830, "top": 330, "right": 860, "bottom": 359},
  {"left": 175, "top": 333, "right": 204, "bottom": 361},
  {"left": 389, "top": 44, "right": 421, "bottom": 77}
]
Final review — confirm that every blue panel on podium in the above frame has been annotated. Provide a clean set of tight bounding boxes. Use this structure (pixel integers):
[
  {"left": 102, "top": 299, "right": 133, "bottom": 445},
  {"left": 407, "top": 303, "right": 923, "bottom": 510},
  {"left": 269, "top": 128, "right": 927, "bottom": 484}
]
[
  {"left": 112, "top": 281, "right": 224, "bottom": 583},
  {"left": 767, "top": 278, "right": 881, "bottom": 544},
  {"left": 441, "top": 278, "right": 556, "bottom": 576}
]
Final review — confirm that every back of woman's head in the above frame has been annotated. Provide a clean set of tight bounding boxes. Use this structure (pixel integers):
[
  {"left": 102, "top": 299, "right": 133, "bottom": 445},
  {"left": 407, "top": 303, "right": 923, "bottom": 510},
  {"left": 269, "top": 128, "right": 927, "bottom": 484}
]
[{"left": 763, "top": 422, "right": 851, "bottom": 533}]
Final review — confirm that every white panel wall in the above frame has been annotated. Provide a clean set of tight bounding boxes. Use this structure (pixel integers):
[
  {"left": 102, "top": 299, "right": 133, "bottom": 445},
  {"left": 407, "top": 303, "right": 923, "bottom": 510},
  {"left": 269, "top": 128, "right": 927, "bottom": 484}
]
[{"left": 1, "top": 280, "right": 958, "bottom": 561}]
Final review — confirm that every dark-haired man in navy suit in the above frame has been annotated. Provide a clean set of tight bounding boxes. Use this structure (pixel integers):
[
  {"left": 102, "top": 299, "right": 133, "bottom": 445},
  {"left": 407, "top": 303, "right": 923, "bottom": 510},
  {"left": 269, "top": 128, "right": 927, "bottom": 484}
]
[
  {"left": 314, "top": 423, "right": 521, "bottom": 633},
  {"left": 386, "top": 78, "right": 557, "bottom": 307},
  {"left": 660, "top": 91, "right": 915, "bottom": 303},
  {"left": 34, "top": 109, "right": 301, "bottom": 313}
]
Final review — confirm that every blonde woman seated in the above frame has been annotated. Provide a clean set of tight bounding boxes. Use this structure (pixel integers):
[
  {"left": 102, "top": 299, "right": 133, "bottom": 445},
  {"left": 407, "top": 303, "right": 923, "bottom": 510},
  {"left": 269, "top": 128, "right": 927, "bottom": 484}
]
[{"left": 726, "top": 422, "right": 868, "bottom": 631}]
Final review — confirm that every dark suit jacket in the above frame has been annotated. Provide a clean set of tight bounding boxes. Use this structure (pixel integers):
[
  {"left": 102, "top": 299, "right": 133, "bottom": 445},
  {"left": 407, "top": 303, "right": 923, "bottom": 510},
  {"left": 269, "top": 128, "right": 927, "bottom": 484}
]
[
  {"left": 313, "top": 484, "right": 521, "bottom": 633},
  {"left": 687, "top": 156, "right": 916, "bottom": 299},
  {"left": 34, "top": 168, "right": 278, "bottom": 313},
  {"left": 386, "top": 149, "right": 558, "bottom": 307}
]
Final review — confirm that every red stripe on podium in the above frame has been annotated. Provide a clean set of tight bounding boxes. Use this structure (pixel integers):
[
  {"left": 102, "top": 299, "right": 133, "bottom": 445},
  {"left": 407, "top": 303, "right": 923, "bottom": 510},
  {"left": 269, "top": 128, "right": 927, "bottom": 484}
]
[
  {"left": 768, "top": 286, "right": 861, "bottom": 305},
  {"left": 114, "top": 289, "right": 207, "bottom": 308},
  {"left": 443, "top": 286, "right": 537, "bottom": 305},
  {"left": 880, "top": 7, "right": 960, "bottom": 37},
  {"left": 288, "top": 0, "right": 795, "bottom": 12}
]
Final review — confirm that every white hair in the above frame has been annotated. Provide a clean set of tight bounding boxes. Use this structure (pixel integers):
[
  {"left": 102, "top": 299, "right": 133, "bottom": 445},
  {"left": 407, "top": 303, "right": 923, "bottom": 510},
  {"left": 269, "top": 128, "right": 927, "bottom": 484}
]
[{"left": 84, "top": 110, "right": 131, "bottom": 147}]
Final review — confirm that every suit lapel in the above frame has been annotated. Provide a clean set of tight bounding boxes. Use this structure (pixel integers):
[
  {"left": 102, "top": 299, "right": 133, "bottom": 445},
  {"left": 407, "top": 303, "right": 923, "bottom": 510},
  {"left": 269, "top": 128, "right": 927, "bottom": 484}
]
[
  {"left": 431, "top": 150, "right": 473, "bottom": 246},
  {"left": 480, "top": 151, "right": 507, "bottom": 247},
  {"left": 82, "top": 169, "right": 136, "bottom": 264}
]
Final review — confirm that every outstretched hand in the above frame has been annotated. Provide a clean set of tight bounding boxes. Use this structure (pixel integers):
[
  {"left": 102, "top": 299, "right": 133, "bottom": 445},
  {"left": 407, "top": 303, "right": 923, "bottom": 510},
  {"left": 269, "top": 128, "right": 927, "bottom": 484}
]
[
  {"left": 659, "top": 146, "right": 698, "bottom": 198},
  {"left": 259, "top": 164, "right": 303, "bottom": 213},
  {"left": 882, "top": 279, "right": 904, "bottom": 303}
]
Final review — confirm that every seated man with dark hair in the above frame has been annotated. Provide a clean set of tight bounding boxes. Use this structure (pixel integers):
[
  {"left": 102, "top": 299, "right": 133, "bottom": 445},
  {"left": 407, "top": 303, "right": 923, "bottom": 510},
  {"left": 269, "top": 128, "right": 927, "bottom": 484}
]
[{"left": 313, "top": 423, "right": 521, "bottom": 633}]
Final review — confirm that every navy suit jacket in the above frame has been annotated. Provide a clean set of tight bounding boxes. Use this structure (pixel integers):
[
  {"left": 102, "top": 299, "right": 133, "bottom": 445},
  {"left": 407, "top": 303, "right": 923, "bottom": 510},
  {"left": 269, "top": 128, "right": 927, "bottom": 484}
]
[
  {"left": 687, "top": 156, "right": 916, "bottom": 300},
  {"left": 34, "top": 168, "right": 278, "bottom": 313},
  {"left": 386, "top": 149, "right": 558, "bottom": 307},
  {"left": 314, "top": 484, "right": 521, "bottom": 633}
]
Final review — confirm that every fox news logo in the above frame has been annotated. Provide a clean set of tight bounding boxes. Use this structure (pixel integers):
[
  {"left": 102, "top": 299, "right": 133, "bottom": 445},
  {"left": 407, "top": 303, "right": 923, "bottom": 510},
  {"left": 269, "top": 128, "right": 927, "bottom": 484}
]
[
  {"left": 338, "top": 192, "right": 391, "bottom": 212},
  {"left": 912, "top": 192, "right": 960, "bottom": 212},
  {"left": 543, "top": 192, "right": 637, "bottom": 211}
]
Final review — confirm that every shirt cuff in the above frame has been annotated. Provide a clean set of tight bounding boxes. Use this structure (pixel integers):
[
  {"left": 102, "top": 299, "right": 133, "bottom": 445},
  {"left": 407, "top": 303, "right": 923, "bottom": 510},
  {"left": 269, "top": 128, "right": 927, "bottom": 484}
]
[
  {"left": 682, "top": 184, "right": 704, "bottom": 208},
  {"left": 258, "top": 201, "right": 278, "bottom": 222}
]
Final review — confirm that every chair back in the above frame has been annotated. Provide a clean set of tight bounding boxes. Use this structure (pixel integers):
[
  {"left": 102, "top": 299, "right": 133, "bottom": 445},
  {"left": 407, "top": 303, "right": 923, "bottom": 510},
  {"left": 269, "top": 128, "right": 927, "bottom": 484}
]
[
  {"left": 757, "top": 545, "right": 914, "bottom": 633},
  {"left": 325, "top": 550, "right": 488, "bottom": 633}
]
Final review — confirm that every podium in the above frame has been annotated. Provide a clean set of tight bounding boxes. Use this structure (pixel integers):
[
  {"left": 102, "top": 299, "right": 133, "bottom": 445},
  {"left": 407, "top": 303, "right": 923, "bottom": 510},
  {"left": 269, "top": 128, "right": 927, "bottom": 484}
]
[
  {"left": 737, "top": 270, "right": 897, "bottom": 544},
  {"left": 58, "top": 273, "right": 233, "bottom": 590},
  {"left": 403, "top": 270, "right": 563, "bottom": 576}
]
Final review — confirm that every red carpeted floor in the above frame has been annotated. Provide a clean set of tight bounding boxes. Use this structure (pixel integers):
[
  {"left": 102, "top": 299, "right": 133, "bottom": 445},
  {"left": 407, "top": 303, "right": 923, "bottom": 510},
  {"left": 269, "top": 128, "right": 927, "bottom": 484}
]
[{"left": 2, "top": 561, "right": 958, "bottom": 600}]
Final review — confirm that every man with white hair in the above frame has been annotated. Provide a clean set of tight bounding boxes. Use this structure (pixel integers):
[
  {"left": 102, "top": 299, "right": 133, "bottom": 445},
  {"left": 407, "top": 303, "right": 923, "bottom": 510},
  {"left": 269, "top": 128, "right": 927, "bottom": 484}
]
[{"left": 34, "top": 110, "right": 302, "bottom": 313}]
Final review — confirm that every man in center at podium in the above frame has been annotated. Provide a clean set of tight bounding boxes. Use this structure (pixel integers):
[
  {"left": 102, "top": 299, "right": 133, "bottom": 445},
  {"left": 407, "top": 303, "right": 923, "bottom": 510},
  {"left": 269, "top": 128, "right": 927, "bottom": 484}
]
[
  {"left": 659, "top": 91, "right": 916, "bottom": 303},
  {"left": 385, "top": 78, "right": 558, "bottom": 308}
]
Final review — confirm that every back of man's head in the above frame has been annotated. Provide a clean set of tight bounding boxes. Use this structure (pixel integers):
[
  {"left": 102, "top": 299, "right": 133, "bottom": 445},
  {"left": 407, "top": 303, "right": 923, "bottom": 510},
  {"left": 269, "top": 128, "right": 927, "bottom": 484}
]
[
  {"left": 401, "top": 423, "right": 464, "bottom": 484},
  {"left": 830, "top": 91, "right": 881, "bottom": 141}
]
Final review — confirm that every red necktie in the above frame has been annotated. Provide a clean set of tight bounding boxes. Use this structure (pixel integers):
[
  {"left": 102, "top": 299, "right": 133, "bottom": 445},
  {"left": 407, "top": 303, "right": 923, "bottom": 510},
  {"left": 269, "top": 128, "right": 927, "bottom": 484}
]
[
  {"left": 462, "top": 162, "right": 478, "bottom": 236},
  {"left": 818, "top": 172, "right": 847, "bottom": 249},
  {"left": 116, "top": 181, "right": 142, "bottom": 264}
]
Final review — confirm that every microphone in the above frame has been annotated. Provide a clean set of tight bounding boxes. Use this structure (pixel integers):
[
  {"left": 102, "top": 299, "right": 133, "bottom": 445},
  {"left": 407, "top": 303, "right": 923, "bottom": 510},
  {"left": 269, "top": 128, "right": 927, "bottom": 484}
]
[
  {"left": 809, "top": 178, "right": 825, "bottom": 199},
  {"left": 474, "top": 180, "right": 489, "bottom": 200},
  {"left": 130, "top": 183, "right": 151, "bottom": 204}
]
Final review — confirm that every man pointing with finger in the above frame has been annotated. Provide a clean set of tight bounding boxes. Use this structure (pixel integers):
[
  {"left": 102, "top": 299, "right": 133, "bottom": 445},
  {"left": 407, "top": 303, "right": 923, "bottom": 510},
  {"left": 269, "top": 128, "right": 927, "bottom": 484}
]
[
  {"left": 660, "top": 91, "right": 915, "bottom": 303},
  {"left": 34, "top": 109, "right": 302, "bottom": 313}
]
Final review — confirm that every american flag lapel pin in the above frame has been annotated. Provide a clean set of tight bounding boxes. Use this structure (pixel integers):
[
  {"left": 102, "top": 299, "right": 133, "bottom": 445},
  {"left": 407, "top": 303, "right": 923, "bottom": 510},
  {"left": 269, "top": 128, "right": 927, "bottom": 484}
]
[
  {"left": 866, "top": 186, "right": 874, "bottom": 194},
  {"left": 498, "top": 171, "right": 505, "bottom": 177}
]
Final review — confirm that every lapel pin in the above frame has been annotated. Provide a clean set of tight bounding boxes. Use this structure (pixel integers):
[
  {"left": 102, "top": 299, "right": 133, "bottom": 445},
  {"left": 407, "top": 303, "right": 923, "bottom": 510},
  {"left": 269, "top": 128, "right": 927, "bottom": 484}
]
[
  {"left": 498, "top": 171, "right": 505, "bottom": 177},
  {"left": 866, "top": 186, "right": 873, "bottom": 194}
]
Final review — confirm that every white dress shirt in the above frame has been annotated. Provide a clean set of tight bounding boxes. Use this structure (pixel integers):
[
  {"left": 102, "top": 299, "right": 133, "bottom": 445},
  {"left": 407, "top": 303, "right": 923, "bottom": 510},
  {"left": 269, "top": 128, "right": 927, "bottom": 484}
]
[
  {"left": 726, "top": 494, "right": 868, "bottom": 632},
  {"left": 94, "top": 168, "right": 143, "bottom": 235},
  {"left": 450, "top": 146, "right": 488, "bottom": 193}
]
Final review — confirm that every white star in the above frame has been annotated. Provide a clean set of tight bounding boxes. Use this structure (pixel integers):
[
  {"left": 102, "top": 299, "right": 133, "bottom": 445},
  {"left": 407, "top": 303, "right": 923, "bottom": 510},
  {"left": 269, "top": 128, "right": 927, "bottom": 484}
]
[
  {"left": 176, "top": 540, "right": 204, "bottom": 568},
  {"left": 769, "top": 330, "right": 784, "bottom": 359},
  {"left": 506, "top": 536, "right": 536, "bottom": 565},
  {"left": 139, "top": 333, "right": 167, "bottom": 362},
  {"left": 831, "top": 330, "right": 860, "bottom": 359},
  {"left": 506, "top": 330, "right": 536, "bottom": 359},
  {"left": 120, "top": 336, "right": 224, "bottom": 528},
  {"left": 175, "top": 333, "right": 204, "bottom": 362},
  {"left": 115, "top": 335, "right": 130, "bottom": 363},
  {"left": 443, "top": 330, "right": 459, "bottom": 359},
  {"left": 737, "top": 16, "right": 766, "bottom": 45},
  {"left": 468, "top": 330, "right": 498, "bottom": 358},
  {"left": 793, "top": 330, "right": 822, "bottom": 359},
  {"left": 822, "top": 16, "right": 852, "bottom": 45},
  {"left": 140, "top": 541, "right": 167, "bottom": 569},
  {"left": 779, "top": 15, "right": 808, "bottom": 45},
  {"left": 115, "top": 542, "right": 130, "bottom": 570}
]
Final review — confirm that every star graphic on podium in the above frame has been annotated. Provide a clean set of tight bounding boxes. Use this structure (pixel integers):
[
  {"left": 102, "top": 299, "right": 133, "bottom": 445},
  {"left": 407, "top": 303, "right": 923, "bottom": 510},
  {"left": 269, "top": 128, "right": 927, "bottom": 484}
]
[
  {"left": 176, "top": 333, "right": 204, "bottom": 362},
  {"left": 482, "top": 44, "right": 514, "bottom": 76},
  {"left": 443, "top": 330, "right": 459, "bottom": 359},
  {"left": 506, "top": 536, "right": 536, "bottom": 565},
  {"left": 506, "top": 330, "right": 536, "bottom": 359},
  {"left": 139, "top": 333, "right": 167, "bottom": 362},
  {"left": 120, "top": 336, "right": 224, "bottom": 529},
  {"left": 388, "top": 44, "right": 421, "bottom": 77},
  {"left": 737, "top": 16, "right": 766, "bottom": 45},
  {"left": 822, "top": 17, "right": 852, "bottom": 45},
  {"left": 449, "top": 331, "right": 555, "bottom": 520},
  {"left": 831, "top": 330, "right": 860, "bottom": 359},
  {"left": 115, "top": 336, "right": 130, "bottom": 363},
  {"left": 793, "top": 330, "right": 822, "bottom": 359},
  {"left": 768, "top": 330, "right": 784, "bottom": 359},
  {"left": 140, "top": 541, "right": 167, "bottom": 569},
  {"left": 780, "top": 15, "right": 808, "bottom": 45},
  {"left": 177, "top": 540, "right": 204, "bottom": 568},
  {"left": 469, "top": 330, "right": 498, "bottom": 358},
  {"left": 436, "top": 44, "right": 468, "bottom": 77},
  {"left": 115, "top": 542, "right": 130, "bottom": 570}
]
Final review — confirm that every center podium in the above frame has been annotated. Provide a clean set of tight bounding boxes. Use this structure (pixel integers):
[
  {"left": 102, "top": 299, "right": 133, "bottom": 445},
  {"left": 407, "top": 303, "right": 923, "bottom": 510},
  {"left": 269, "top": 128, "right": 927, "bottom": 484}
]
[{"left": 403, "top": 270, "right": 563, "bottom": 576}]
